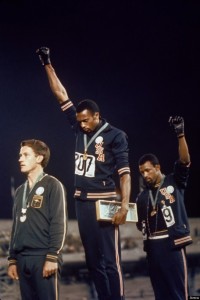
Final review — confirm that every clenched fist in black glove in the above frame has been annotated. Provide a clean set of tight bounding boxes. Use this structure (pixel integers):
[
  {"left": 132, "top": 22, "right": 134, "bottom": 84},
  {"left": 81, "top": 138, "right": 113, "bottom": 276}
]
[
  {"left": 169, "top": 116, "right": 184, "bottom": 137},
  {"left": 36, "top": 47, "right": 51, "bottom": 66}
]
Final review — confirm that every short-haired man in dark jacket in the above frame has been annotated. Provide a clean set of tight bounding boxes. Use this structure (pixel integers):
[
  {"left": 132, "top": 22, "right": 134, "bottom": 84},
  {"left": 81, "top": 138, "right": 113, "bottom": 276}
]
[
  {"left": 136, "top": 116, "right": 192, "bottom": 300},
  {"left": 8, "top": 139, "right": 67, "bottom": 300}
]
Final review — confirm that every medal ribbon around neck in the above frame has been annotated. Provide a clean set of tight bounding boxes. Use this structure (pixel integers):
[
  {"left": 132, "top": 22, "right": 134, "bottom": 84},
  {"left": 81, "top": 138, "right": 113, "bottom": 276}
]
[
  {"left": 83, "top": 122, "right": 109, "bottom": 160},
  {"left": 20, "top": 172, "right": 45, "bottom": 222},
  {"left": 148, "top": 175, "right": 165, "bottom": 216}
]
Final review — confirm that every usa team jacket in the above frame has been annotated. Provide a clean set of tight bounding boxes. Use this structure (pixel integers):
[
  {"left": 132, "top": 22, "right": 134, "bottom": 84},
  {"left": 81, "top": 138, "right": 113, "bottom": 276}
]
[
  {"left": 61, "top": 99, "right": 131, "bottom": 200},
  {"left": 8, "top": 174, "right": 67, "bottom": 265},
  {"left": 136, "top": 161, "right": 193, "bottom": 250}
]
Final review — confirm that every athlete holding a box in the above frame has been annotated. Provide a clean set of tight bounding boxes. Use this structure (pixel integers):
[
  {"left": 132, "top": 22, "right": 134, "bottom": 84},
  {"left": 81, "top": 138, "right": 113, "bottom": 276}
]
[{"left": 36, "top": 47, "right": 131, "bottom": 300}]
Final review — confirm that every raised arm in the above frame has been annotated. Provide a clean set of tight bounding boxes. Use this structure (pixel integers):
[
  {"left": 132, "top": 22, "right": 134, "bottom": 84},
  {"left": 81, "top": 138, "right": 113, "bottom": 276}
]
[
  {"left": 169, "top": 116, "right": 190, "bottom": 164},
  {"left": 36, "top": 47, "right": 68, "bottom": 104}
]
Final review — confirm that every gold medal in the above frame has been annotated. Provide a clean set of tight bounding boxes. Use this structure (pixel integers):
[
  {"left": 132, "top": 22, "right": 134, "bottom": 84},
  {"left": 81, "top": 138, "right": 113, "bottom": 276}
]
[
  {"left": 20, "top": 215, "right": 26, "bottom": 222},
  {"left": 150, "top": 210, "right": 157, "bottom": 217}
]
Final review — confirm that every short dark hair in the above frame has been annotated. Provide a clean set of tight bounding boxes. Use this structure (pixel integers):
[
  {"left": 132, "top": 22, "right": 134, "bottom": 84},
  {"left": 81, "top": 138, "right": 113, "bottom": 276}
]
[
  {"left": 20, "top": 139, "right": 50, "bottom": 168},
  {"left": 76, "top": 99, "right": 100, "bottom": 114},
  {"left": 138, "top": 153, "right": 160, "bottom": 166}
]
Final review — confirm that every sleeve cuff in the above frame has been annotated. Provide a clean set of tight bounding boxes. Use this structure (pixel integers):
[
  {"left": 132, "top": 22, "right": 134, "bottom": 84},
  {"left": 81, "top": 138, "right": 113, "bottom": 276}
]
[
  {"left": 46, "top": 254, "right": 58, "bottom": 263},
  {"left": 8, "top": 259, "right": 17, "bottom": 266},
  {"left": 60, "top": 99, "right": 74, "bottom": 112}
]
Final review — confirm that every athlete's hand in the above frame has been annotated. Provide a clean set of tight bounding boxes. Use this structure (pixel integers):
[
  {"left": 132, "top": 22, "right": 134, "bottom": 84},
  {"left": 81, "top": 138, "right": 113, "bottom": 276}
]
[
  {"left": 169, "top": 116, "right": 184, "bottom": 137},
  {"left": 36, "top": 47, "right": 51, "bottom": 66},
  {"left": 112, "top": 207, "right": 128, "bottom": 225},
  {"left": 43, "top": 261, "right": 58, "bottom": 278},
  {"left": 8, "top": 264, "right": 19, "bottom": 280}
]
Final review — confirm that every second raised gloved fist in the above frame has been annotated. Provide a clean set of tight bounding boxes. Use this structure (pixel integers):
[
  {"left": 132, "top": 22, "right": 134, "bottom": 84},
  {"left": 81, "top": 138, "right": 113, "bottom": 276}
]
[
  {"left": 169, "top": 116, "right": 184, "bottom": 137},
  {"left": 36, "top": 47, "right": 51, "bottom": 66}
]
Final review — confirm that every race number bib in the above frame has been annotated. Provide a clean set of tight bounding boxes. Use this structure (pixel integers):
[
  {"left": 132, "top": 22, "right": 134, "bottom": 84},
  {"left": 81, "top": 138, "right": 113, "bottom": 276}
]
[
  {"left": 161, "top": 205, "right": 175, "bottom": 227},
  {"left": 75, "top": 152, "right": 95, "bottom": 177}
]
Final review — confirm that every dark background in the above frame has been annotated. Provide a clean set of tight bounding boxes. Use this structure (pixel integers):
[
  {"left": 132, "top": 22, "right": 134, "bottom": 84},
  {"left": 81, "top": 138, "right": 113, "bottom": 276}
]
[{"left": 0, "top": 0, "right": 199, "bottom": 219}]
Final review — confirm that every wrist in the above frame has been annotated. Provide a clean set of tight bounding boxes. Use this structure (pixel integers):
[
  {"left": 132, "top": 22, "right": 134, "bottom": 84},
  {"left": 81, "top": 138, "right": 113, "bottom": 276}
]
[
  {"left": 178, "top": 134, "right": 185, "bottom": 138},
  {"left": 121, "top": 204, "right": 129, "bottom": 211}
]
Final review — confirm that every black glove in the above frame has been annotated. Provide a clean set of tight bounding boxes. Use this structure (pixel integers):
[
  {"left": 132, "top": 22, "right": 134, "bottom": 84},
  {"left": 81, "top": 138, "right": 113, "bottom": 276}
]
[
  {"left": 36, "top": 47, "right": 51, "bottom": 66},
  {"left": 169, "top": 116, "right": 184, "bottom": 137}
]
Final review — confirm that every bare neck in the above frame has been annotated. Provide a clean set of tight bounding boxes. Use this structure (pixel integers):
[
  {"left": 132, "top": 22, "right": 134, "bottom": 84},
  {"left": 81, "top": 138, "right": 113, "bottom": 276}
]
[
  {"left": 27, "top": 167, "right": 44, "bottom": 188},
  {"left": 154, "top": 173, "right": 164, "bottom": 188}
]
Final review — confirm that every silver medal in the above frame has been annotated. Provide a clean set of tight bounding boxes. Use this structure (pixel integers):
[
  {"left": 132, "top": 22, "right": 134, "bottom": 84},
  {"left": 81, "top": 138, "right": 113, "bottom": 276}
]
[{"left": 20, "top": 215, "right": 27, "bottom": 222}]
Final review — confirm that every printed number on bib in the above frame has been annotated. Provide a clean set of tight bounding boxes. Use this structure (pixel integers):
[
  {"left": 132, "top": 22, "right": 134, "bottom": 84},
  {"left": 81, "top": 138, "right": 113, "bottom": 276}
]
[
  {"left": 75, "top": 152, "right": 95, "bottom": 177},
  {"left": 161, "top": 205, "right": 175, "bottom": 227}
]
